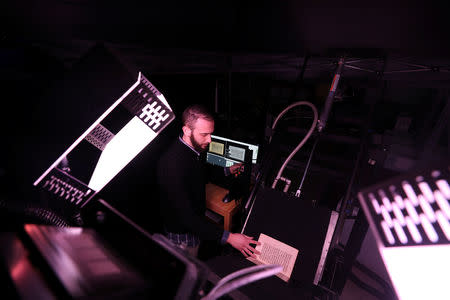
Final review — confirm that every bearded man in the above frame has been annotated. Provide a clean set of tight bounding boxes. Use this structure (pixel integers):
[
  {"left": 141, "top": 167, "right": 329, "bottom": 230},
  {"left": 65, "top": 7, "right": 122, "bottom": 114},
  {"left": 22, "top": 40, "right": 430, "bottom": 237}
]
[{"left": 157, "top": 104, "right": 259, "bottom": 258}]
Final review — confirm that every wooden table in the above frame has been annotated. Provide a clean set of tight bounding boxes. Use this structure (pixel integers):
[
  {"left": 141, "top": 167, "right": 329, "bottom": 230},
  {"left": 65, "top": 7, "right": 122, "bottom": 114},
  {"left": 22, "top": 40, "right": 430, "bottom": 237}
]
[{"left": 205, "top": 183, "right": 240, "bottom": 231}]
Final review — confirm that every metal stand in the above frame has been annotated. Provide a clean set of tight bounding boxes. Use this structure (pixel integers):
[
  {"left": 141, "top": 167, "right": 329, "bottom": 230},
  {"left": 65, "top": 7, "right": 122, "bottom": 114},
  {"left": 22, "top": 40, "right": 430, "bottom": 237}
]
[
  {"left": 242, "top": 56, "right": 346, "bottom": 231},
  {"left": 292, "top": 56, "right": 345, "bottom": 197},
  {"left": 295, "top": 133, "right": 320, "bottom": 198}
]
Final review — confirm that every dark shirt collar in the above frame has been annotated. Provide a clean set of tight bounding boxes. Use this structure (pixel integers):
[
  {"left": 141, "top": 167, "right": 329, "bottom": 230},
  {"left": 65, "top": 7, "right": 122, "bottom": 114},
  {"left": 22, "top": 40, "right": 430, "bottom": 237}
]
[{"left": 179, "top": 136, "right": 200, "bottom": 157}]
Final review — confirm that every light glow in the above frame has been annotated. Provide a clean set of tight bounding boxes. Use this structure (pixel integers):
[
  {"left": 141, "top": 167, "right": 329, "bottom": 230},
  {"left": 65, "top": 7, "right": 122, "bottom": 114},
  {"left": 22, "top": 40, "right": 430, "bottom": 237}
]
[
  {"left": 392, "top": 202, "right": 406, "bottom": 225},
  {"left": 381, "top": 206, "right": 393, "bottom": 226},
  {"left": 436, "top": 179, "right": 450, "bottom": 199},
  {"left": 381, "top": 244, "right": 450, "bottom": 300},
  {"left": 436, "top": 211, "right": 450, "bottom": 240},
  {"left": 378, "top": 189, "right": 392, "bottom": 211},
  {"left": 381, "top": 221, "right": 395, "bottom": 245},
  {"left": 418, "top": 195, "right": 436, "bottom": 222},
  {"left": 34, "top": 73, "right": 143, "bottom": 186},
  {"left": 369, "top": 193, "right": 381, "bottom": 214},
  {"left": 404, "top": 199, "right": 420, "bottom": 224},
  {"left": 405, "top": 217, "right": 422, "bottom": 243},
  {"left": 419, "top": 214, "right": 439, "bottom": 242},
  {"left": 402, "top": 181, "right": 418, "bottom": 205},
  {"left": 359, "top": 169, "right": 450, "bottom": 300},
  {"left": 393, "top": 220, "right": 408, "bottom": 244},
  {"left": 88, "top": 117, "right": 157, "bottom": 191},
  {"left": 418, "top": 182, "right": 434, "bottom": 202},
  {"left": 394, "top": 195, "right": 405, "bottom": 209},
  {"left": 435, "top": 191, "right": 450, "bottom": 219}
]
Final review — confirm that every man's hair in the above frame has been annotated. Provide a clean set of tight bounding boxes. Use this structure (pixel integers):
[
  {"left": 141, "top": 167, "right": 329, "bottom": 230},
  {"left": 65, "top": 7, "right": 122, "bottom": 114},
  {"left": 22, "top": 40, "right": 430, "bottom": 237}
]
[{"left": 182, "top": 104, "right": 214, "bottom": 129}]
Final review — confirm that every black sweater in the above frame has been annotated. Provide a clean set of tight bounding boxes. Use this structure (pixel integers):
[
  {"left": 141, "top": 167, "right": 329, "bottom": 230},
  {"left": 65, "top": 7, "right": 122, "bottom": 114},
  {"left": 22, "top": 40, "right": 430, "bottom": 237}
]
[{"left": 157, "top": 138, "right": 224, "bottom": 242}]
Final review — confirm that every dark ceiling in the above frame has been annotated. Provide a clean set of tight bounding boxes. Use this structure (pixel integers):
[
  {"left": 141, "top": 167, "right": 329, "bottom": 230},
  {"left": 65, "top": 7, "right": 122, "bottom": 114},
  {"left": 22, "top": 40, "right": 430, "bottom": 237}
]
[
  {"left": 3, "top": 1, "right": 450, "bottom": 85},
  {"left": 1, "top": 1, "right": 449, "bottom": 201},
  {"left": 0, "top": 1, "right": 448, "bottom": 245}
]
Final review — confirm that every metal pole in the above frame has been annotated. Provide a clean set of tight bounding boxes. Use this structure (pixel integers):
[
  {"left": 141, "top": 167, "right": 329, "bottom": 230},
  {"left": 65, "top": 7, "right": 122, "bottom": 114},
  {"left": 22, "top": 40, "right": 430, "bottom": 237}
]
[
  {"left": 294, "top": 57, "right": 345, "bottom": 198},
  {"left": 330, "top": 92, "right": 378, "bottom": 249},
  {"left": 295, "top": 134, "right": 319, "bottom": 198},
  {"left": 317, "top": 57, "right": 345, "bottom": 132}
]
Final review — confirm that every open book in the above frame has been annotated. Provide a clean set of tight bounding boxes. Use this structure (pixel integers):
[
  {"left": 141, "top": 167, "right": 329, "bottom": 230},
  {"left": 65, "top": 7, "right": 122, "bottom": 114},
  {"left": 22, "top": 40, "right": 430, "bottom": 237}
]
[{"left": 247, "top": 233, "right": 299, "bottom": 282}]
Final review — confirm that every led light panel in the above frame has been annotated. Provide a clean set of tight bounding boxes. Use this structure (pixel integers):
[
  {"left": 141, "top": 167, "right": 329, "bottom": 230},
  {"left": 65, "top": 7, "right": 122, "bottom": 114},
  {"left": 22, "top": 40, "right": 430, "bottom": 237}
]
[
  {"left": 34, "top": 72, "right": 175, "bottom": 208},
  {"left": 358, "top": 164, "right": 450, "bottom": 300}
]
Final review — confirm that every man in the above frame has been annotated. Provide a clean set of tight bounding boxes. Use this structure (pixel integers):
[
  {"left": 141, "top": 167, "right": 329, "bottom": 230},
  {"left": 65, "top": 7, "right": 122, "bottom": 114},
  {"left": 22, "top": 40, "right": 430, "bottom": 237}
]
[{"left": 157, "top": 104, "right": 260, "bottom": 258}]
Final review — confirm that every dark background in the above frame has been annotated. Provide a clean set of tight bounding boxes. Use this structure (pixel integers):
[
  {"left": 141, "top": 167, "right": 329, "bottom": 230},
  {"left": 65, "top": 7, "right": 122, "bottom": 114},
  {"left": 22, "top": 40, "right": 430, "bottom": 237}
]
[
  {"left": 1, "top": 0, "right": 449, "bottom": 240},
  {"left": 0, "top": 2, "right": 449, "bottom": 298}
]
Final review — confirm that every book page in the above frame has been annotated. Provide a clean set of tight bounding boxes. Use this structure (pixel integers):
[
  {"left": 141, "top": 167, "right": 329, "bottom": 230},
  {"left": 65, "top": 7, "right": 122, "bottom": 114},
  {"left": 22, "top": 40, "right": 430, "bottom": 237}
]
[{"left": 247, "top": 233, "right": 299, "bottom": 282}]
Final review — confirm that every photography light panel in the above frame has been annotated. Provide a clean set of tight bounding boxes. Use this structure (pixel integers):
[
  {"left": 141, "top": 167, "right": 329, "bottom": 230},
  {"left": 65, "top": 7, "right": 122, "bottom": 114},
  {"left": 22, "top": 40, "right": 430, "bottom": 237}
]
[
  {"left": 358, "top": 164, "right": 450, "bottom": 300},
  {"left": 34, "top": 72, "right": 175, "bottom": 208}
]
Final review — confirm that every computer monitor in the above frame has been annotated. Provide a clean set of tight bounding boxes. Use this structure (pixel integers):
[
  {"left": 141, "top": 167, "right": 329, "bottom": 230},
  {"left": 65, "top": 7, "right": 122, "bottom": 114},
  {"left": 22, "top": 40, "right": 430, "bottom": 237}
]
[{"left": 206, "top": 135, "right": 259, "bottom": 168}]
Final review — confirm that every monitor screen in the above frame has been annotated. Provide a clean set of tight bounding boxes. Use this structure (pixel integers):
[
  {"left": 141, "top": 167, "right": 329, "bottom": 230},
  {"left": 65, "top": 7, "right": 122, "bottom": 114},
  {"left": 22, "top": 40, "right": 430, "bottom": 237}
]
[
  {"left": 210, "top": 135, "right": 259, "bottom": 164},
  {"left": 206, "top": 135, "right": 259, "bottom": 168},
  {"left": 227, "top": 145, "right": 246, "bottom": 162},
  {"left": 209, "top": 141, "right": 225, "bottom": 156}
]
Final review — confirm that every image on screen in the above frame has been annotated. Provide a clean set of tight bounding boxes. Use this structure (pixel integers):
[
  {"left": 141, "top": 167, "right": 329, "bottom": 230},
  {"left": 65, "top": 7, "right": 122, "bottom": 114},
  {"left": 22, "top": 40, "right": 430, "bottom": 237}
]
[
  {"left": 211, "top": 135, "right": 259, "bottom": 164},
  {"left": 227, "top": 145, "right": 246, "bottom": 161},
  {"left": 209, "top": 141, "right": 225, "bottom": 156}
]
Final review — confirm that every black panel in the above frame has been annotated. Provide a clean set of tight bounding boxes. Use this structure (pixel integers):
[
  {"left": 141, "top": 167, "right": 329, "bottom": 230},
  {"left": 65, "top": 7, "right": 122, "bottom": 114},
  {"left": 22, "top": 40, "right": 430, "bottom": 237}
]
[{"left": 244, "top": 187, "right": 332, "bottom": 284}]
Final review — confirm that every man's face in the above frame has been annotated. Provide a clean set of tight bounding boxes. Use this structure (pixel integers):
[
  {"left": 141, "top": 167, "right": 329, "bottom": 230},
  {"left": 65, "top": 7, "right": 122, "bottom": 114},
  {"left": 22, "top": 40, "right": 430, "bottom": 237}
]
[{"left": 188, "top": 118, "right": 214, "bottom": 152}]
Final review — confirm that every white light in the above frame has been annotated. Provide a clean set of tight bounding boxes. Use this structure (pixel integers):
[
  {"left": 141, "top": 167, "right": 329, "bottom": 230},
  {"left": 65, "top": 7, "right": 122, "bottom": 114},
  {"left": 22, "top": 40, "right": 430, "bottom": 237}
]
[
  {"left": 390, "top": 185, "right": 405, "bottom": 209},
  {"left": 63, "top": 227, "right": 83, "bottom": 235},
  {"left": 420, "top": 214, "right": 439, "bottom": 243},
  {"left": 393, "top": 220, "right": 408, "bottom": 244},
  {"left": 381, "top": 221, "right": 395, "bottom": 245},
  {"left": 392, "top": 202, "right": 406, "bottom": 226},
  {"left": 418, "top": 182, "right": 435, "bottom": 203},
  {"left": 394, "top": 195, "right": 405, "bottom": 209},
  {"left": 34, "top": 73, "right": 143, "bottom": 187},
  {"left": 88, "top": 117, "right": 157, "bottom": 191},
  {"left": 418, "top": 195, "right": 436, "bottom": 222},
  {"left": 436, "top": 179, "right": 450, "bottom": 199},
  {"left": 436, "top": 211, "right": 450, "bottom": 241},
  {"left": 402, "top": 181, "right": 418, "bottom": 206},
  {"left": 435, "top": 191, "right": 450, "bottom": 219},
  {"left": 382, "top": 197, "right": 392, "bottom": 211},
  {"left": 381, "top": 206, "right": 393, "bottom": 226},
  {"left": 381, "top": 244, "right": 450, "bottom": 300},
  {"left": 404, "top": 199, "right": 420, "bottom": 224},
  {"left": 378, "top": 189, "right": 392, "bottom": 211},
  {"left": 156, "top": 93, "right": 169, "bottom": 107},
  {"left": 405, "top": 217, "right": 422, "bottom": 243},
  {"left": 371, "top": 197, "right": 381, "bottom": 214}
]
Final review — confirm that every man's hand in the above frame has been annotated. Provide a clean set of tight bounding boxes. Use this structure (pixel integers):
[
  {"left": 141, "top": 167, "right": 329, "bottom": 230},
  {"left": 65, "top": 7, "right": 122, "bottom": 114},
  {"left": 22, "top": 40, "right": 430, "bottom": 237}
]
[
  {"left": 229, "top": 163, "right": 244, "bottom": 176},
  {"left": 226, "top": 233, "right": 261, "bottom": 258}
]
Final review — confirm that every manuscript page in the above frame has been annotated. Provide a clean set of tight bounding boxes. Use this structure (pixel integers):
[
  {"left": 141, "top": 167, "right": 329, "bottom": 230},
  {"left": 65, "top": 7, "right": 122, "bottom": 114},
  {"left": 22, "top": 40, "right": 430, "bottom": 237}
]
[{"left": 247, "top": 233, "right": 299, "bottom": 282}]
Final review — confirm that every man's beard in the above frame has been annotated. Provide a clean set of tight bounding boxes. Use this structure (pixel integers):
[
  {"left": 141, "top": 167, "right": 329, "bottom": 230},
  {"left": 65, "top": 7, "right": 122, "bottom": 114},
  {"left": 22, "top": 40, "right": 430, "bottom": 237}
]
[{"left": 190, "top": 135, "right": 208, "bottom": 152}]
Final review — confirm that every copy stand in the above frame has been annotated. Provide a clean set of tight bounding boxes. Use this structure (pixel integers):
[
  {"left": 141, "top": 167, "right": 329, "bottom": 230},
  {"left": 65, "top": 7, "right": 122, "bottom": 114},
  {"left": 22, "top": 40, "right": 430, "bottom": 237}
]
[
  {"left": 207, "top": 58, "right": 347, "bottom": 299},
  {"left": 206, "top": 187, "right": 337, "bottom": 299}
]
